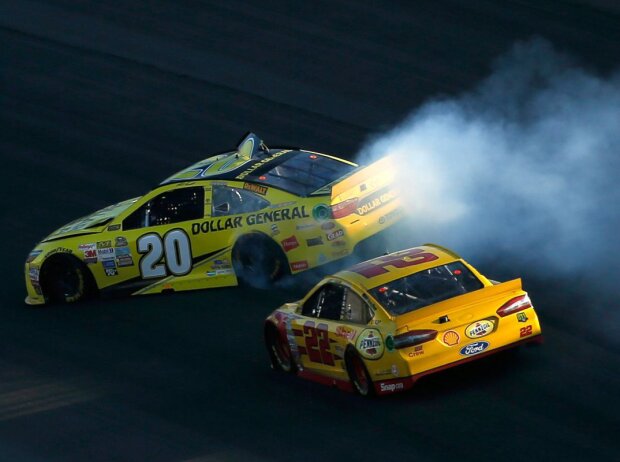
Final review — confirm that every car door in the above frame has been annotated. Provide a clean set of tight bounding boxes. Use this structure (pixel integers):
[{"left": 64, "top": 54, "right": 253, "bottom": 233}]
[
  {"left": 291, "top": 281, "right": 373, "bottom": 378},
  {"left": 116, "top": 184, "right": 210, "bottom": 289}
]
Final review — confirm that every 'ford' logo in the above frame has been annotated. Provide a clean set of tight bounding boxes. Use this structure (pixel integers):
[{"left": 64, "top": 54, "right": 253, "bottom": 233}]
[{"left": 460, "top": 341, "right": 490, "bottom": 356}]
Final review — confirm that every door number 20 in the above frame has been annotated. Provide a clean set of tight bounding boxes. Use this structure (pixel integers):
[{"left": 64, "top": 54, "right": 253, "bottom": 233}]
[{"left": 137, "top": 229, "right": 192, "bottom": 278}]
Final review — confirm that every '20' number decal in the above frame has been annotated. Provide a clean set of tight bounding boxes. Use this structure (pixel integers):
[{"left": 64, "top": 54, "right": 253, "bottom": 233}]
[
  {"left": 303, "top": 321, "right": 334, "bottom": 366},
  {"left": 350, "top": 248, "right": 439, "bottom": 278},
  {"left": 137, "top": 229, "right": 192, "bottom": 279}
]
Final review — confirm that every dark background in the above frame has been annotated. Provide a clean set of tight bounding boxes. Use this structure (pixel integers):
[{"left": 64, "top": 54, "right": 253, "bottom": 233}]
[{"left": 1, "top": 1, "right": 619, "bottom": 461}]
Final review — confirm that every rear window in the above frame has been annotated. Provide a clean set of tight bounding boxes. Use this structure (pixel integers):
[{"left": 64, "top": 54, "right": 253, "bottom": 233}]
[
  {"left": 369, "top": 261, "right": 483, "bottom": 316},
  {"left": 245, "top": 152, "right": 357, "bottom": 196}
]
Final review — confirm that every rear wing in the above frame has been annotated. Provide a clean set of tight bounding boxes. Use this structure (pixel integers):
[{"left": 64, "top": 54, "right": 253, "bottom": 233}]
[{"left": 325, "top": 155, "right": 401, "bottom": 227}]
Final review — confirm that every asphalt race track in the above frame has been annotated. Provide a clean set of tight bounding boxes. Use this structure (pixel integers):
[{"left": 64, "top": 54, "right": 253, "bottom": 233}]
[{"left": 1, "top": 1, "right": 619, "bottom": 461}]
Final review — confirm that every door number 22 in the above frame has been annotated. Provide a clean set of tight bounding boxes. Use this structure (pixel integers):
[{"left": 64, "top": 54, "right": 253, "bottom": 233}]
[
  {"left": 302, "top": 321, "right": 335, "bottom": 366},
  {"left": 137, "top": 229, "right": 192, "bottom": 278}
]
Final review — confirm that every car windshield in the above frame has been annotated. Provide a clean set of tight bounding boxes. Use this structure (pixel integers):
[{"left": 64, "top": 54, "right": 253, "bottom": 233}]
[
  {"left": 245, "top": 151, "right": 357, "bottom": 196},
  {"left": 368, "top": 261, "right": 484, "bottom": 316}
]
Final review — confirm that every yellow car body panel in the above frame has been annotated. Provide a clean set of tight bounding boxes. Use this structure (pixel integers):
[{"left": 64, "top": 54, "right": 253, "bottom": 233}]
[
  {"left": 25, "top": 134, "right": 402, "bottom": 305},
  {"left": 265, "top": 244, "right": 542, "bottom": 395}
]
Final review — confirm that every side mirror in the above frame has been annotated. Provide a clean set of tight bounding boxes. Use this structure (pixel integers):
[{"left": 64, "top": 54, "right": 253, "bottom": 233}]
[{"left": 214, "top": 202, "right": 230, "bottom": 214}]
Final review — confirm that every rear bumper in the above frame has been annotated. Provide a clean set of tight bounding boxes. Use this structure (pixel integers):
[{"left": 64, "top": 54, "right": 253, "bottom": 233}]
[{"left": 374, "top": 334, "right": 543, "bottom": 395}]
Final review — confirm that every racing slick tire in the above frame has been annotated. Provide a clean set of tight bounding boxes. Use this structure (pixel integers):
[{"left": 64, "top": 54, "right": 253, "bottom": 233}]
[
  {"left": 232, "top": 233, "right": 289, "bottom": 288},
  {"left": 345, "top": 348, "right": 375, "bottom": 397},
  {"left": 265, "top": 323, "right": 296, "bottom": 373},
  {"left": 40, "top": 254, "right": 96, "bottom": 304}
]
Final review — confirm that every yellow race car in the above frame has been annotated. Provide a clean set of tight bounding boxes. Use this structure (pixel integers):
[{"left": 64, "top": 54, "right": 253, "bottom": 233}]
[
  {"left": 264, "top": 244, "right": 542, "bottom": 396},
  {"left": 25, "top": 133, "right": 401, "bottom": 305}
]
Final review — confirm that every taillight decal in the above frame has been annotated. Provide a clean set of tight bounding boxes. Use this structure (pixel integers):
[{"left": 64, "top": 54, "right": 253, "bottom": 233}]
[
  {"left": 393, "top": 329, "right": 438, "bottom": 349},
  {"left": 331, "top": 198, "right": 358, "bottom": 219},
  {"left": 497, "top": 294, "right": 532, "bottom": 317}
]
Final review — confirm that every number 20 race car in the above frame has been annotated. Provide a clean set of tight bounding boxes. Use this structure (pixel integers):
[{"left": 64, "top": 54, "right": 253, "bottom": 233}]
[
  {"left": 264, "top": 245, "right": 542, "bottom": 396},
  {"left": 25, "top": 133, "right": 401, "bottom": 305}
]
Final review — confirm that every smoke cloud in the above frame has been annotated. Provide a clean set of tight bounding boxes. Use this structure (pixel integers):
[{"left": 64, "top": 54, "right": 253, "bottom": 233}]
[{"left": 357, "top": 38, "right": 620, "bottom": 342}]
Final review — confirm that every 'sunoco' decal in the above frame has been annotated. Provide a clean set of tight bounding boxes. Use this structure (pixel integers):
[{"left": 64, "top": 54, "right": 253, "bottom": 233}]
[
  {"left": 465, "top": 319, "right": 495, "bottom": 339},
  {"left": 460, "top": 341, "right": 490, "bottom": 356},
  {"left": 356, "top": 329, "right": 384, "bottom": 360}
]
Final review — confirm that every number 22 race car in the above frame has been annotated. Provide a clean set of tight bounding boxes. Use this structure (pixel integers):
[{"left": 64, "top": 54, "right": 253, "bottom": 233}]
[
  {"left": 264, "top": 244, "right": 542, "bottom": 396},
  {"left": 25, "top": 133, "right": 401, "bottom": 305}
]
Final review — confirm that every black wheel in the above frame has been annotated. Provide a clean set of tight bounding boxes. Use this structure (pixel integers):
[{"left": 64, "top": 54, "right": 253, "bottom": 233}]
[
  {"left": 346, "top": 349, "right": 375, "bottom": 397},
  {"left": 40, "top": 255, "right": 94, "bottom": 304},
  {"left": 265, "top": 324, "right": 296, "bottom": 373},
  {"left": 232, "top": 233, "right": 289, "bottom": 288}
]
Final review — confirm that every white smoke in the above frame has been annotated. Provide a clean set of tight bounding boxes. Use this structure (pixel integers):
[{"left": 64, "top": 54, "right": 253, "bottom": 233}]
[{"left": 357, "top": 38, "right": 620, "bottom": 340}]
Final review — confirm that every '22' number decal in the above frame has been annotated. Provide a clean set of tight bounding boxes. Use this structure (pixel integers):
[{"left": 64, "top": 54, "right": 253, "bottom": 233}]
[
  {"left": 303, "top": 321, "right": 334, "bottom": 366},
  {"left": 350, "top": 248, "right": 439, "bottom": 278},
  {"left": 520, "top": 325, "right": 533, "bottom": 338},
  {"left": 137, "top": 229, "right": 192, "bottom": 279}
]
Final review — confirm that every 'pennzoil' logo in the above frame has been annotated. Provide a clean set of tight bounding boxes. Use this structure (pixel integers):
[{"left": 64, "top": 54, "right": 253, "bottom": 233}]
[
  {"left": 356, "top": 329, "right": 384, "bottom": 360},
  {"left": 465, "top": 319, "right": 495, "bottom": 339}
]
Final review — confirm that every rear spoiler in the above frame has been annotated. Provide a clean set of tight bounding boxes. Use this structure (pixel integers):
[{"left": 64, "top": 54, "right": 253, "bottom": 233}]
[{"left": 395, "top": 278, "right": 525, "bottom": 326}]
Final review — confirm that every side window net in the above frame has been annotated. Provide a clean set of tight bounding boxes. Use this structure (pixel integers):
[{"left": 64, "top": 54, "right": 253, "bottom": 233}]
[
  {"left": 212, "top": 185, "right": 269, "bottom": 216},
  {"left": 342, "top": 288, "right": 369, "bottom": 324},
  {"left": 301, "top": 283, "right": 345, "bottom": 320}
]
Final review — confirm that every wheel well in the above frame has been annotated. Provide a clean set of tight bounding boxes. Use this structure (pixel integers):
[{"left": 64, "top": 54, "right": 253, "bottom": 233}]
[
  {"left": 232, "top": 232, "right": 290, "bottom": 280},
  {"left": 344, "top": 346, "right": 363, "bottom": 376},
  {"left": 39, "top": 253, "right": 98, "bottom": 300},
  {"left": 233, "top": 231, "right": 281, "bottom": 254},
  {"left": 344, "top": 345, "right": 375, "bottom": 396},
  {"left": 344, "top": 345, "right": 358, "bottom": 363},
  {"left": 264, "top": 321, "right": 279, "bottom": 343}
]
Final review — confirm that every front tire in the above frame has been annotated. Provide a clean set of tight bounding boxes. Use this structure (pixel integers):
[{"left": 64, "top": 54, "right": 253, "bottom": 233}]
[
  {"left": 345, "top": 349, "right": 375, "bottom": 397},
  {"left": 40, "top": 256, "right": 94, "bottom": 304},
  {"left": 232, "top": 233, "right": 288, "bottom": 288}
]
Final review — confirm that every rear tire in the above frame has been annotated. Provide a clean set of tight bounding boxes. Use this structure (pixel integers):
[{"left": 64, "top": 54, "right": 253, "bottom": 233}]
[
  {"left": 40, "top": 255, "right": 94, "bottom": 304},
  {"left": 265, "top": 324, "right": 296, "bottom": 373},
  {"left": 345, "top": 349, "right": 375, "bottom": 397},
  {"left": 232, "top": 233, "right": 288, "bottom": 288}
]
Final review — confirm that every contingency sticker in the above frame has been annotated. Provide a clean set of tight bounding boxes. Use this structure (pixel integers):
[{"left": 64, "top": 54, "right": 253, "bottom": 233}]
[
  {"left": 356, "top": 329, "right": 384, "bottom": 360},
  {"left": 79, "top": 243, "right": 98, "bottom": 264}
]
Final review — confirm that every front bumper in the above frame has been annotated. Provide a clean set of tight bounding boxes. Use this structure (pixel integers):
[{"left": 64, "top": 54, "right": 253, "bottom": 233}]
[{"left": 24, "top": 262, "right": 46, "bottom": 305}]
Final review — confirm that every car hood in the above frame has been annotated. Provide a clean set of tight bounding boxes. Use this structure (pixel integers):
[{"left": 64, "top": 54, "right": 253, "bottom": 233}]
[{"left": 42, "top": 197, "right": 139, "bottom": 242}]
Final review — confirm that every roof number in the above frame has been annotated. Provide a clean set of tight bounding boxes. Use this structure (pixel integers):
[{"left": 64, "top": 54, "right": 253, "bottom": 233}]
[{"left": 350, "top": 248, "right": 439, "bottom": 278}]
